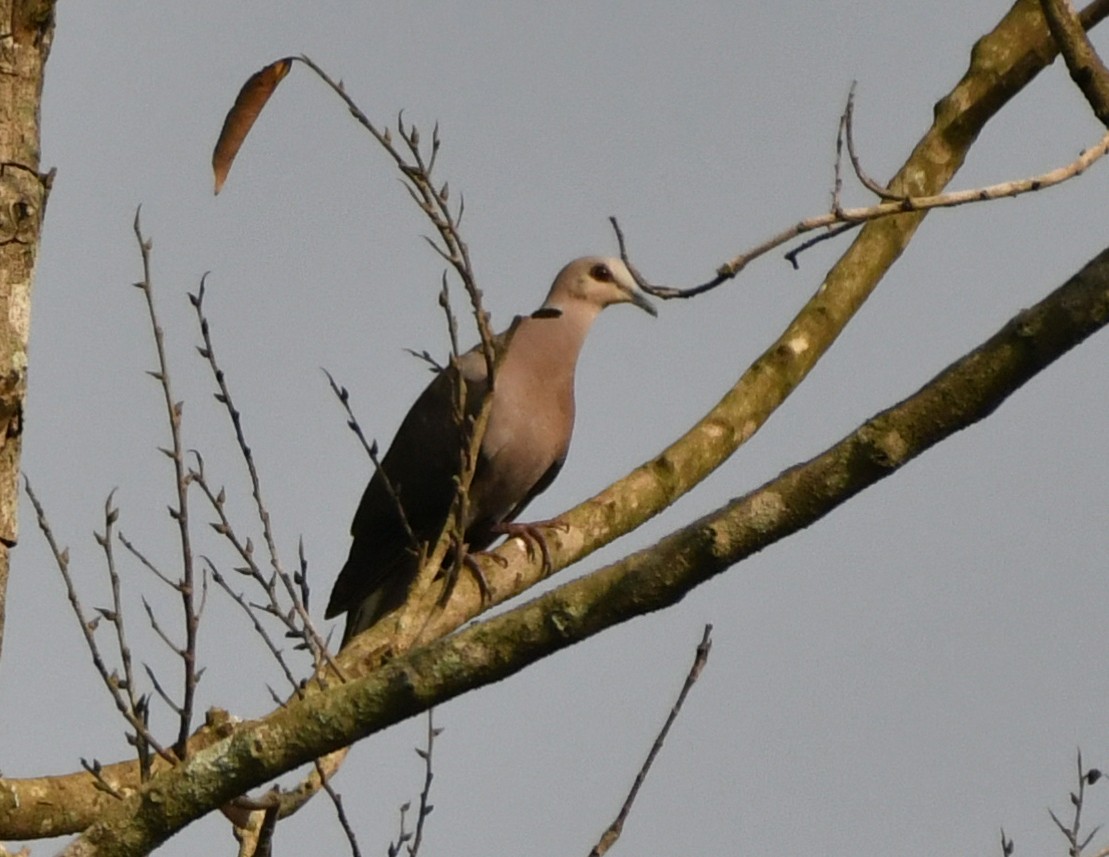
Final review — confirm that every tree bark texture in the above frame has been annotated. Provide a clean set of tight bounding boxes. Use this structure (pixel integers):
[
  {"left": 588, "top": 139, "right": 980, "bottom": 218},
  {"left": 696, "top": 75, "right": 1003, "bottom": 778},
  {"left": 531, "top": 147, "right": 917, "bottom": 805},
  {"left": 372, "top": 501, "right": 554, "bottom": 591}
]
[{"left": 0, "top": 1, "right": 55, "bottom": 663}]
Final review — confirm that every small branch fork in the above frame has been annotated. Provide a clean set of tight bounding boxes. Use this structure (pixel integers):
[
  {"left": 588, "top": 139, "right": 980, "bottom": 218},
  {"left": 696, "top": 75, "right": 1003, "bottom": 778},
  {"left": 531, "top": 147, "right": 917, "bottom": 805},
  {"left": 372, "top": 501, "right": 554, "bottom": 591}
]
[
  {"left": 612, "top": 87, "right": 1109, "bottom": 299},
  {"left": 1046, "top": 750, "right": 1105, "bottom": 857},
  {"left": 24, "top": 479, "right": 173, "bottom": 777},
  {"left": 588, "top": 625, "right": 713, "bottom": 857},
  {"left": 1000, "top": 750, "right": 1107, "bottom": 857}
]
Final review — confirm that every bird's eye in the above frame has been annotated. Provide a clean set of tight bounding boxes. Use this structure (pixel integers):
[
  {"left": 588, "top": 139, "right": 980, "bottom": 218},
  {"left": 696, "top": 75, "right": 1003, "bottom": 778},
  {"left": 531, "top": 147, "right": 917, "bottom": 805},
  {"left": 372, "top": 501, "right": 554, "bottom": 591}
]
[{"left": 590, "top": 264, "right": 613, "bottom": 282}]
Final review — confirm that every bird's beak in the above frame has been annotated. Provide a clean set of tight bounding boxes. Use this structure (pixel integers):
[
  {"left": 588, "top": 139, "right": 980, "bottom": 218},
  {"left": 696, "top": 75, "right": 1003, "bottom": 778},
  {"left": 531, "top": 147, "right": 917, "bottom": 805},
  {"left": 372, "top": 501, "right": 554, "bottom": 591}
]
[{"left": 629, "top": 287, "right": 657, "bottom": 317}]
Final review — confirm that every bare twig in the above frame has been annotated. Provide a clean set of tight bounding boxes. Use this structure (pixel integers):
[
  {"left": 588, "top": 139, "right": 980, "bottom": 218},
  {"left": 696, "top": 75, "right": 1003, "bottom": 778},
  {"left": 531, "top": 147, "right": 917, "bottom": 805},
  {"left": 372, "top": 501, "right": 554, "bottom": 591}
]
[
  {"left": 24, "top": 477, "right": 173, "bottom": 765},
  {"left": 613, "top": 128, "right": 1109, "bottom": 298},
  {"left": 142, "top": 659, "right": 183, "bottom": 716},
  {"left": 133, "top": 209, "right": 200, "bottom": 756},
  {"left": 1000, "top": 827, "right": 1014, "bottom": 857},
  {"left": 403, "top": 348, "right": 444, "bottom": 372},
  {"left": 93, "top": 491, "right": 154, "bottom": 778},
  {"left": 206, "top": 558, "right": 301, "bottom": 694},
  {"left": 843, "top": 82, "right": 904, "bottom": 201},
  {"left": 1048, "top": 750, "right": 1104, "bottom": 857},
  {"left": 189, "top": 279, "right": 335, "bottom": 676},
  {"left": 317, "top": 759, "right": 362, "bottom": 857},
  {"left": 832, "top": 96, "right": 846, "bottom": 214},
  {"left": 117, "top": 531, "right": 178, "bottom": 590},
  {"left": 589, "top": 625, "right": 713, "bottom": 857},
  {"left": 140, "top": 597, "right": 185, "bottom": 663},
  {"left": 385, "top": 710, "right": 441, "bottom": 857},
  {"left": 78, "top": 758, "right": 125, "bottom": 800},
  {"left": 294, "top": 55, "right": 496, "bottom": 378},
  {"left": 387, "top": 803, "right": 413, "bottom": 857},
  {"left": 322, "top": 368, "right": 375, "bottom": 459},
  {"left": 322, "top": 367, "right": 416, "bottom": 547},
  {"left": 408, "top": 709, "right": 441, "bottom": 857},
  {"left": 783, "top": 222, "right": 860, "bottom": 269}
]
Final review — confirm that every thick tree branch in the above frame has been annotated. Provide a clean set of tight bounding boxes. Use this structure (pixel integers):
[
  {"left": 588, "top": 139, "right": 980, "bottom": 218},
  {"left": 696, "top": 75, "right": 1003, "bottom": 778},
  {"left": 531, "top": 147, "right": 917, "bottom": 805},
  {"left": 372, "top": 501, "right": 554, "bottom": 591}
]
[
  {"left": 1041, "top": 0, "right": 1109, "bottom": 126},
  {"left": 336, "top": 0, "right": 1109, "bottom": 665},
  {"left": 2, "top": 0, "right": 1100, "bottom": 833},
  {"left": 57, "top": 242, "right": 1109, "bottom": 857}
]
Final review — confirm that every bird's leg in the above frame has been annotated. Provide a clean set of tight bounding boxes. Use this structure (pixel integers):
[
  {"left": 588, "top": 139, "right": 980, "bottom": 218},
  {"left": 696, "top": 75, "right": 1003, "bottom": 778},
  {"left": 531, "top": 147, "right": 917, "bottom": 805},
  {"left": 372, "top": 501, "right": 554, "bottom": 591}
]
[
  {"left": 436, "top": 537, "right": 501, "bottom": 608},
  {"left": 490, "top": 518, "right": 570, "bottom": 576}
]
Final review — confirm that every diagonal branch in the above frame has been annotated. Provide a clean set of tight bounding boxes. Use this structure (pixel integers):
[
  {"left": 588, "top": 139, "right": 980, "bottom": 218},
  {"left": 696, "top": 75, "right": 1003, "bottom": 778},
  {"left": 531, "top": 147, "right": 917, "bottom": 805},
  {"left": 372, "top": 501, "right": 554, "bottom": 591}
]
[
  {"left": 340, "top": 0, "right": 1109, "bottom": 665},
  {"left": 55, "top": 234, "right": 1109, "bottom": 857},
  {"left": 1041, "top": 0, "right": 1109, "bottom": 126},
  {"left": 625, "top": 128, "right": 1109, "bottom": 298},
  {"left": 7, "top": 0, "right": 1109, "bottom": 845},
  {"left": 589, "top": 625, "right": 713, "bottom": 856}
]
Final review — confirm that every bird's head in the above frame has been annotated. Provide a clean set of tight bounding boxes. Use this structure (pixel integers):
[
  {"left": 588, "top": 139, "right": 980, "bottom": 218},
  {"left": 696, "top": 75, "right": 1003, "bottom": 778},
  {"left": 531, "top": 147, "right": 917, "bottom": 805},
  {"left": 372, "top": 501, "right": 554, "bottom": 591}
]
[{"left": 541, "top": 256, "right": 657, "bottom": 318}]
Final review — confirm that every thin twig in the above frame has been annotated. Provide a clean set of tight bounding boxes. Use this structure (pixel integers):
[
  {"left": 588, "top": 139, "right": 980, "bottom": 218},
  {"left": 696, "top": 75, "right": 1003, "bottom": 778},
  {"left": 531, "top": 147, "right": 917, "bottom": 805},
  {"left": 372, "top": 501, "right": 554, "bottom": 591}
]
[
  {"left": 844, "top": 82, "right": 904, "bottom": 200},
  {"left": 78, "top": 758, "right": 125, "bottom": 800},
  {"left": 93, "top": 491, "right": 154, "bottom": 778},
  {"left": 189, "top": 279, "right": 336, "bottom": 676},
  {"left": 117, "top": 531, "right": 178, "bottom": 590},
  {"left": 316, "top": 759, "right": 362, "bottom": 857},
  {"left": 133, "top": 209, "right": 200, "bottom": 756},
  {"left": 1048, "top": 749, "right": 1105, "bottom": 857},
  {"left": 408, "top": 709, "right": 441, "bottom": 857},
  {"left": 385, "top": 710, "right": 441, "bottom": 856},
  {"left": 613, "top": 127, "right": 1109, "bottom": 298},
  {"left": 832, "top": 95, "right": 846, "bottom": 214},
  {"left": 589, "top": 624, "right": 714, "bottom": 857},
  {"left": 403, "top": 348, "right": 444, "bottom": 372},
  {"left": 24, "top": 477, "right": 174, "bottom": 765},
  {"left": 206, "top": 559, "right": 301, "bottom": 694},
  {"left": 295, "top": 55, "right": 496, "bottom": 378},
  {"left": 322, "top": 367, "right": 417, "bottom": 547}
]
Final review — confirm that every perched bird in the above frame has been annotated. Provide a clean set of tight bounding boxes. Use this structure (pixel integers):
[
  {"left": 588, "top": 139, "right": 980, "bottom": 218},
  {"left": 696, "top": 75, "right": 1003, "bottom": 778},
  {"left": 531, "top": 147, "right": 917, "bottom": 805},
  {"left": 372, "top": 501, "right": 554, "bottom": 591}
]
[{"left": 326, "top": 257, "right": 656, "bottom": 645}]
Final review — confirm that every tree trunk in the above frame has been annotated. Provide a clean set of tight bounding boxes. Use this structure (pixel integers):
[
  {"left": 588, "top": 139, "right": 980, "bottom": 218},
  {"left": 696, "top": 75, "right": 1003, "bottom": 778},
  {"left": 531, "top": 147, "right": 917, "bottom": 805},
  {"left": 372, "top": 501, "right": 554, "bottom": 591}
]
[{"left": 0, "top": 1, "right": 56, "bottom": 662}]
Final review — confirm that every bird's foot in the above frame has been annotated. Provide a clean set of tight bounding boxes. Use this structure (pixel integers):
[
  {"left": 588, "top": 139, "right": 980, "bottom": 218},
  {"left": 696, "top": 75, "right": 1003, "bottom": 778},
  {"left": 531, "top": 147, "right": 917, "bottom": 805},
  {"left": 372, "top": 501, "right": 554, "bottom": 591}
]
[
  {"left": 462, "top": 552, "right": 495, "bottom": 605},
  {"left": 437, "top": 541, "right": 500, "bottom": 608},
  {"left": 491, "top": 518, "right": 569, "bottom": 576}
]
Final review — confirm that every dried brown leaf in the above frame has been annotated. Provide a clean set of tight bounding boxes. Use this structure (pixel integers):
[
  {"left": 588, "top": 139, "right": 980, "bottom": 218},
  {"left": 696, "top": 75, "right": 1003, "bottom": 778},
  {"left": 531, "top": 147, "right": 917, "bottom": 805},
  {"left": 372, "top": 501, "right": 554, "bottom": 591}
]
[{"left": 212, "top": 57, "right": 295, "bottom": 194}]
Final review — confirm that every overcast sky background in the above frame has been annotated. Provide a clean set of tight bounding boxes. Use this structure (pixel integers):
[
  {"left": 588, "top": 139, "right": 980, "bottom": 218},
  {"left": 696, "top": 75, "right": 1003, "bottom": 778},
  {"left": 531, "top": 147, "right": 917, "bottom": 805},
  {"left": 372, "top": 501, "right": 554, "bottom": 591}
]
[{"left": 3, "top": 2, "right": 1109, "bottom": 855}]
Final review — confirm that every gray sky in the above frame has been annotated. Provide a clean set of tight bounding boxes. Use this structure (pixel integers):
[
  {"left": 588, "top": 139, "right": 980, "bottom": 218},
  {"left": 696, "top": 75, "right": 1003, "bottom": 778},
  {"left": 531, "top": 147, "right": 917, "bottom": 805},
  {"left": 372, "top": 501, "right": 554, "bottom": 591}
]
[{"left": 4, "top": 2, "right": 1109, "bottom": 855}]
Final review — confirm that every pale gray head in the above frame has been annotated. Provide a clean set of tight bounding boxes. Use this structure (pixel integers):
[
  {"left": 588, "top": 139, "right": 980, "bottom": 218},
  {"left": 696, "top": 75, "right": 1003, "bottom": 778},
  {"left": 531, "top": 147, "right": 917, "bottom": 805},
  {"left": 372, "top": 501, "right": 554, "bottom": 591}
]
[{"left": 540, "top": 256, "right": 657, "bottom": 317}]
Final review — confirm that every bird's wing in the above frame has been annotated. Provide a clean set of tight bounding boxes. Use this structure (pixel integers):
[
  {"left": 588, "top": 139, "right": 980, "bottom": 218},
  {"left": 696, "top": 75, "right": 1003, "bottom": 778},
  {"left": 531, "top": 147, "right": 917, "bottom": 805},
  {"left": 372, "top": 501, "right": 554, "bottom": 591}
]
[{"left": 325, "top": 349, "right": 494, "bottom": 618}]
